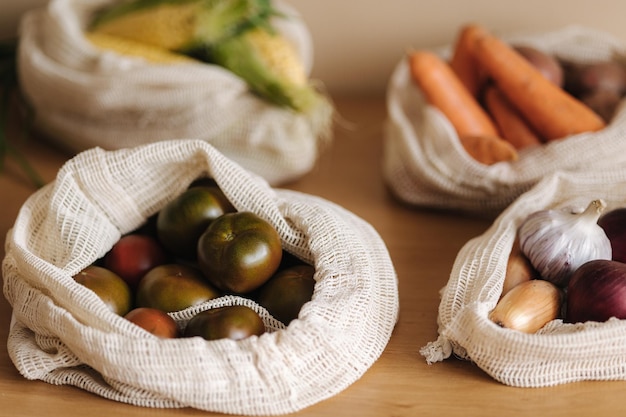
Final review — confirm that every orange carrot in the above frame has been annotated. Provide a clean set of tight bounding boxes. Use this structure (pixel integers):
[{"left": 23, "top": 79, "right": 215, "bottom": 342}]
[
  {"left": 472, "top": 31, "right": 606, "bottom": 140},
  {"left": 408, "top": 50, "right": 499, "bottom": 139},
  {"left": 458, "top": 134, "right": 518, "bottom": 165},
  {"left": 450, "top": 23, "right": 489, "bottom": 97},
  {"left": 484, "top": 85, "right": 543, "bottom": 150}
]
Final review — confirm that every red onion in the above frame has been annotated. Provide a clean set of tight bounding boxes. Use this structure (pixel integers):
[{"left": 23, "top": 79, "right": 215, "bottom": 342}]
[
  {"left": 598, "top": 207, "right": 626, "bottom": 263},
  {"left": 566, "top": 259, "right": 626, "bottom": 323}
]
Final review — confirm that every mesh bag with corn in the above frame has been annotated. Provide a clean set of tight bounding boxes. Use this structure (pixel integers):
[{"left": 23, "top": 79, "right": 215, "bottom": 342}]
[{"left": 17, "top": 0, "right": 333, "bottom": 185}]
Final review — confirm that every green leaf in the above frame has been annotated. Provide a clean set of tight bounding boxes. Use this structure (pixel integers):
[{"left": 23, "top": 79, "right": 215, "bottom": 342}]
[{"left": 0, "top": 38, "right": 45, "bottom": 189}]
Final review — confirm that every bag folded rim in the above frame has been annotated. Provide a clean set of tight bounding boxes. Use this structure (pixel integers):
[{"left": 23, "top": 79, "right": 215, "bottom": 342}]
[
  {"left": 422, "top": 167, "right": 626, "bottom": 387},
  {"left": 3, "top": 139, "right": 399, "bottom": 415}
]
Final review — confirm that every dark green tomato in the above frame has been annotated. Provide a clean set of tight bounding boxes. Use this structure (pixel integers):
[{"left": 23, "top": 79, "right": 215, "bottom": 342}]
[
  {"left": 134, "top": 213, "right": 159, "bottom": 239},
  {"left": 73, "top": 265, "right": 132, "bottom": 316},
  {"left": 136, "top": 264, "right": 221, "bottom": 313},
  {"left": 156, "top": 186, "right": 235, "bottom": 259},
  {"left": 197, "top": 211, "right": 283, "bottom": 294},
  {"left": 188, "top": 177, "right": 219, "bottom": 189},
  {"left": 256, "top": 264, "right": 315, "bottom": 324},
  {"left": 183, "top": 305, "right": 265, "bottom": 341},
  {"left": 278, "top": 250, "right": 308, "bottom": 270}
]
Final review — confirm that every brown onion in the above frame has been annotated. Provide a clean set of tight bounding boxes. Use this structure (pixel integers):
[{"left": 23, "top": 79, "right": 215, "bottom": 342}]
[
  {"left": 566, "top": 259, "right": 626, "bottom": 323},
  {"left": 489, "top": 280, "right": 562, "bottom": 333},
  {"left": 501, "top": 240, "right": 538, "bottom": 297}
]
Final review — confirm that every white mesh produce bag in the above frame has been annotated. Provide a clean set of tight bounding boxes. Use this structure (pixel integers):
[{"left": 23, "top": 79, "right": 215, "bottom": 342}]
[
  {"left": 383, "top": 25, "right": 626, "bottom": 217},
  {"left": 2, "top": 139, "right": 399, "bottom": 415},
  {"left": 421, "top": 167, "right": 626, "bottom": 387},
  {"left": 17, "top": 0, "right": 332, "bottom": 186}
]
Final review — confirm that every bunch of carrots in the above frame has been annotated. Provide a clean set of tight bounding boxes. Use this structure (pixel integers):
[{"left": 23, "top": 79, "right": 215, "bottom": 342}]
[{"left": 408, "top": 24, "right": 606, "bottom": 165}]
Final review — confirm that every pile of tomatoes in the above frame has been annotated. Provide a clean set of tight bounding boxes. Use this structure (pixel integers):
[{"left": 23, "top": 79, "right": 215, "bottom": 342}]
[{"left": 73, "top": 179, "right": 315, "bottom": 340}]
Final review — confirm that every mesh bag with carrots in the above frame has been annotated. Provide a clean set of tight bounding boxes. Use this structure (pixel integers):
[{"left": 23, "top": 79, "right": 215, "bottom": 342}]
[
  {"left": 17, "top": 0, "right": 333, "bottom": 186},
  {"left": 2, "top": 139, "right": 399, "bottom": 415},
  {"left": 421, "top": 167, "right": 626, "bottom": 387},
  {"left": 384, "top": 25, "right": 626, "bottom": 216}
]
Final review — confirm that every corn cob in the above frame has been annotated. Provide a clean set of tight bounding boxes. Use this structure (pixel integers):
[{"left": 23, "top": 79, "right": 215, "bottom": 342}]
[
  {"left": 90, "top": 1, "right": 201, "bottom": 50},
  {"left": 90, "top": 0, "right": 274, "bottom": 50},
  {"left": 86, "top": 32, "right": 196, "bottom": 64},
  {"left": 202, "top": 26, "right": 320, "bottom": 112},
  {"left": 88, "top": 0, "right": 332, "bottom": 115}
]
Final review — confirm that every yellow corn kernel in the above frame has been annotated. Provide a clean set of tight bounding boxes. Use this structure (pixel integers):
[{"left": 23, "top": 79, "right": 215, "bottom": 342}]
[
  {"left": 86, "top": 32, "right": 196, "bottom": 64},
  {"left": 247, "top": 28, "right": 307, "bottom": 86},
  {"left": 90, "top": 3, "right": 200, "bottom": 51}
]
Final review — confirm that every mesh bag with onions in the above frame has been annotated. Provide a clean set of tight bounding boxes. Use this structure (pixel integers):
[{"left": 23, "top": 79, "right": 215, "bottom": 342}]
[
  {"left": 383, "top": 25, "right": 626, "bottom": 217},
  {"left": 17, "top": 0, "right": 333, "bottom": 186},
  {"left": 2, "top": 139, "right": 399, "bottom": 415},
  {"left": 421, "top": 167, "right": 626, "bottom": 387}
]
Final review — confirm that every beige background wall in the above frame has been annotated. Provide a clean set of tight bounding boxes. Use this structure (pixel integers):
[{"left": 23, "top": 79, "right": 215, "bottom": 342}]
[{"left": 2, "top": 0, "right": 626, "bottom": 96}]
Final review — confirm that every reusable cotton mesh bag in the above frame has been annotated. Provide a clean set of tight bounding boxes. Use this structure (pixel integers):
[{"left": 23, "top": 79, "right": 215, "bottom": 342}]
[
  {"left": 17, "top": 0, "right": 332, "bottom": 186},
  {"left": 383, "top": 25, "right": 626, "bottom": 217},
  {"left": 2, "top": 139, "right": 399, "bottom": 415},
  {"left": 421, "top": 167, "right": 626, "bottom": 387}
]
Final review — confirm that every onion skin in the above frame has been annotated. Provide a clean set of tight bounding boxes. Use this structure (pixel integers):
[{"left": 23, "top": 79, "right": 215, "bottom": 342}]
[
  {"left": 489, "top": 279, "right": 562, "bottom": 333},
  {"left": 598, "top": 207, "right": 626, "bottom": 263},
  {"left": 566, "top": 259, "right": 626, "bottom": 324},
  {"left": 502, "top": 240, "right": 538, "bottom": 297}
]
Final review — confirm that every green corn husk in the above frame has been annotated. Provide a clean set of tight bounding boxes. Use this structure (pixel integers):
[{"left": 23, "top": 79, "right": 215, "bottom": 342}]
[
  {"left": 91, "top": 0, "right": 276, "bottom": 49},
  {"left": 89, "top": 0, "right": 333, "bottom": 116},
  {"left": 189, "top": 26, "right": 326, "bottom": 113}
]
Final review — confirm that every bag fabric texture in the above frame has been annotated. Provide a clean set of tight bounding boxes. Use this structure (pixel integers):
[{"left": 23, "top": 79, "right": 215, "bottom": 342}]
[
  {"left": 2, "top": 139, "right": 399, "bottom": 415},
  {"left": 383, "top": 25, "right": 626, "bottom": 217},
  {"left": 17, "top": 0, "right": 332, "bottom": 186},
  {"left": 421, "top": 167, "right": 626, "bottom": 387}
]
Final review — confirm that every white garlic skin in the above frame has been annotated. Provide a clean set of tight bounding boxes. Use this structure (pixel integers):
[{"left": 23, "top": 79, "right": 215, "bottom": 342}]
[{"left": 518, "top": 199, "right": 612, "bottom": 287}]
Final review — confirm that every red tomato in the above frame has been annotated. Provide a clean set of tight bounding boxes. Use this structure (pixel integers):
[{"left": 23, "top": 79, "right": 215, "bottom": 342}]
[
  {"left": 104, "top": 234, "right": 168, "bottom": 290},
  {"left": 124, "top": 307, "right": 180, "bottom": 338}
]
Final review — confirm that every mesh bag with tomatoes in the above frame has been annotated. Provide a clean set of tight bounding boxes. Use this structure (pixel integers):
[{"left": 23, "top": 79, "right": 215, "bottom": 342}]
[
  {"left": 2, "top": 139, "right": 399, "bottom": 415},
  {"left": 384, "top": 25, "right": 626, "bottom": 217}
]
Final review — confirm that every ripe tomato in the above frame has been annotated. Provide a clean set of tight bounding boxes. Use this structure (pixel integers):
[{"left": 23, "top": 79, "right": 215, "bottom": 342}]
[
  {"left": 136, "top": 264, "right": 221, "bottom": 313},
  {"left": 256, "top": 264, "right": 315, "bottom": 324},
  {"left": 124, "top": 307, "right": 180, "bottom": 338},
  {"left": 156, "top": 186, "right": 235, "bottom": 259},
  {"left": 183, "top": 305, "right": 265, "bottom": 341},
  {"left": 73, "top": 265, "right": 132, "bottom": 316},
  {"left": 104, "top": 234, "right": 168, "bottom": 290},
  {"left": 197, "top": 211, "right": 282, "bottom": 294}
]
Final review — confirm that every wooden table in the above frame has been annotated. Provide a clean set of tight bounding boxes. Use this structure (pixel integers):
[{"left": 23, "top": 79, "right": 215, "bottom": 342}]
[{"left": 1, "top": 97, "right": 624, "bottom": 417}]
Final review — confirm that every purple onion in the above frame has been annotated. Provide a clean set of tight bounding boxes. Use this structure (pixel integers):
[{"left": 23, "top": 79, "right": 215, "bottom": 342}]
[
  {"left": 566, "top": 259, "right": 626, "bottom": 323},
  {"left": 598, "top": 207, "right": 626, "bottom": 263}
]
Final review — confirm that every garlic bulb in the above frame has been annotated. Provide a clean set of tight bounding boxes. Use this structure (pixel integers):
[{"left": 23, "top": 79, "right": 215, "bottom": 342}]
[
  {"left": 518, "top": 199, "right": 612, "bottom": 287},
  {"left": 489, "top": 279, "right": 562, "bottom": 333}
]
